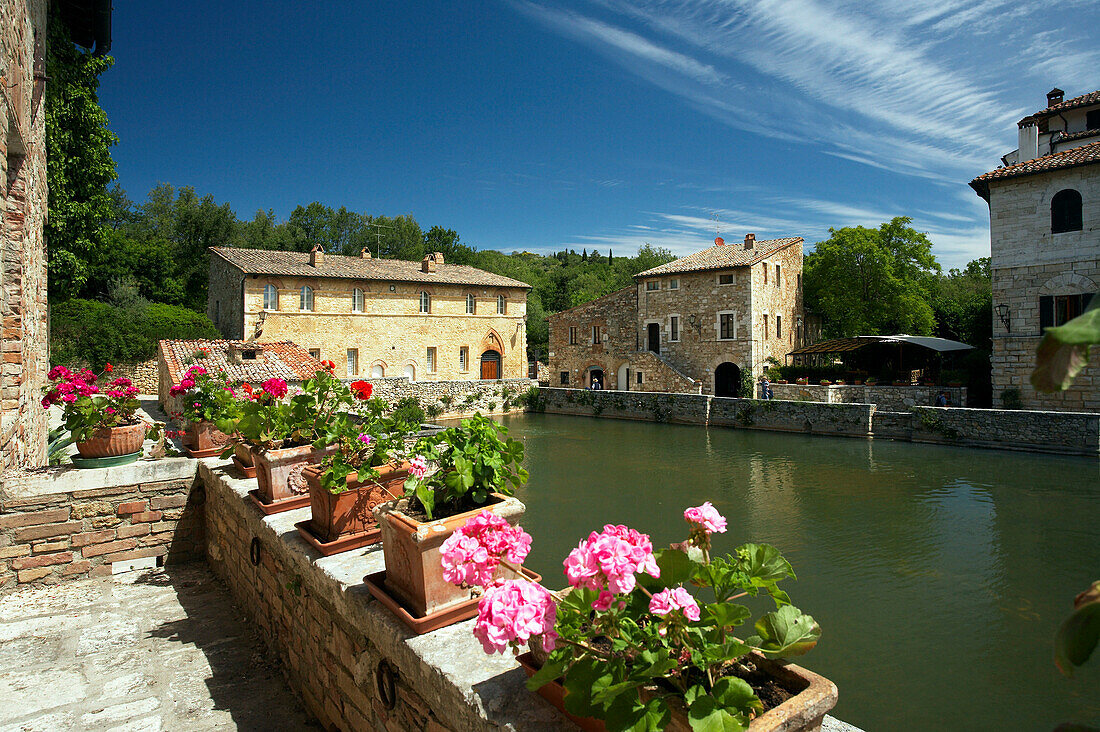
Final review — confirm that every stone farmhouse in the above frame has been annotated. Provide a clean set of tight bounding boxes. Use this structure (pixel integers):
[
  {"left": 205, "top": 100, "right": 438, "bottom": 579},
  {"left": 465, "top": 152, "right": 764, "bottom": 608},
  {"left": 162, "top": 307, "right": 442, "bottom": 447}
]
[
  {"left": 1, "top": 0, "right": 110, "bottom": 471},
  {"left": 970, "top": 87, "right": 1100, "bottom": 412},
  {"left": 206, "top": 247, "right": 530, "bottom": 382},
  {"left": 548, "top": 234, "right": 804, "bottom": 395}
]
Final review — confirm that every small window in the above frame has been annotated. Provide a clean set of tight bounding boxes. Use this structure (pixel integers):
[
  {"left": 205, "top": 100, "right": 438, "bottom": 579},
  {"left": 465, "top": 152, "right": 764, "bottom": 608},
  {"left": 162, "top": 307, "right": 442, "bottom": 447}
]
[
  {"left": 352, "top": 288, "right": 364, "bottom": 313},
  {"left": 371, "top": 364, "right": 384, "bottom": 378},
  {"left": 637, "top": 371, "right": 643, "bottom": 385},
  {"left": 426, "top": 347, "right": 437, "bottom": 373},
  {"left": 797, "top": 273, "right": 802, "bottom": 290},
  {"left": 1051, "top": 189, "right": 1083, "bottom": 233},
  {"left": 419, "top": 291, "right": 430, "bottom": 313},
  {"left": 592, "top": 325, "right": 601, "bottom": 345},
  {"left": 309, "top": 349, "right": 321, "bottom": 360},
  {"left": 763, "top": 263, "right": 768, "bottom": 285},
  {"left": 560, "top": 371, "right": 570, "bottom": 385},
  {"left": 1088, "top": 109, "right": 1100, "bottom": 131},
  {"left": 775, "top": 264, "right": 781, "bottom": 286},
  {"left": 466, "top": 294, "right": 476, "bottom": 315},
  {"left": 1041, "top": 293, "right": 1095, "bottom": 330},
  {"left": 669, "top": 279, "right": 679, "bottom": 290},
  {"left": 568, "top": 326, "right": 578, "bottom": 345},
  {"left": 460, "top": 347, "right": 469, "bottom": 371},
  {"left": 346, "top": 349, "right": 358, "bottom": 377},
  {"left": 646, "top": 280, "right": 659, "bottom": 291},
  {"left": 763, "top": 314, "right": 769, "bottom": 340},
  {"left": 670, "top": 316, "right": 679, "bottom": 342},
  {"left": 719, "top": 314, "right": 735, "bottom": 340},
  {"left": 497, "top": 295, "right": 506, "bottom": 314},
  {"left": 242, "top": 349, "right": 257, "bottom": 360},
  {"left": 719, "top": 273, "right": 734, "bottom": 285},
  {"left": 300, "top": 286, "right": 314, "bottom": 311},
  {"left": 214, "top": 300, "right": 220, "bottom": 325},
  {"left": 263, "top": 284, "right": 278, "bottom": 310},
  {"left": 776, "top": 315, "right": 782, "bottom": 338}
]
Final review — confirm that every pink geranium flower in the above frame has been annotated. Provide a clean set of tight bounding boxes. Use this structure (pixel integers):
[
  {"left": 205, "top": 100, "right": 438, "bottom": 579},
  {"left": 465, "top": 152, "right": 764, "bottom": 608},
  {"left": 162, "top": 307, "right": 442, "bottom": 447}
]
[
  {"left": 473, "top": 579, "right": 558, "bottom": 655},
  {"left": 684, "top": 502, "right": 727, "bottom": 535},
  {"left": 408, "top": 454, "right": 428, "bottom": 479},
  {"left": 440, "top": 511, "right": 532, "bottom": 588},
  {"left": 564, "top": 524, "right": 660, "bottom": 595},
  {"left": 261, "top": 378, "right": 288, "bottom": 399}
]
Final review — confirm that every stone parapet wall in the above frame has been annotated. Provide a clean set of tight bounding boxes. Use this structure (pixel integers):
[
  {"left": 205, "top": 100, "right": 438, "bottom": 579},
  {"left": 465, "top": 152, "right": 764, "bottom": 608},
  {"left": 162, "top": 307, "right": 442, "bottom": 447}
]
[
  {"left": 70, "top": 358, "right": 160, "bottom": 394},
  {"left": 770, "top": 384, "right": 968, "bottom": 410},
  {"left": 199, "top": 460, "right": 570, "bottom": 732},
  {"left": 908, "top": 406, "right": 1100, "bottom": 455},
  {"left": 344, "top": 376, "right": 537, "bottom": 419},
  {"left": 0, "top": 459, "right": 204, "bottom": 592}
]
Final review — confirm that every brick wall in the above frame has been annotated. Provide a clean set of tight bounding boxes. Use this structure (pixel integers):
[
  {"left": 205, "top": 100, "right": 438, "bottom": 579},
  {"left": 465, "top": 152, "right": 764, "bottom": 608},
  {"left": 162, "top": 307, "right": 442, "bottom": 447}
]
[{"left": 0, "top": 465, "right": 204, "bottom": 592}]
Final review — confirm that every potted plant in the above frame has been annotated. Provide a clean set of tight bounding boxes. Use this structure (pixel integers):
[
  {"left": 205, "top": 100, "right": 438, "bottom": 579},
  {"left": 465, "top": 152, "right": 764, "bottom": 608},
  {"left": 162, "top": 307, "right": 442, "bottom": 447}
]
[
  {"left": 41, "top": 365, "right": 153, "bottom": 462},
  {"left": 367, "top": 413, "right": 531, "bottom": 631},
  {"left": 865, "top": 378, "right": 878, "bottom": 386},
  {"left": 833, "top": 379, "right": 846, "bottom": 386},
  {"left": 819, "top": 379, "right": 831, "bottom": 386},
  {"left": 455, "top": 502, "right": 835, "bottom": 732},
  {"left": 795, "top": 378, "right": 808, "bottom": 386},
  {"left": 297, "top": 383, "right": 418, "bottom": 554},
  {"left": 215, "top": 369, "right": 349, "bottom": 513},
  {"left": 168, "top": 364, "right": 239, "bottom": 457}
]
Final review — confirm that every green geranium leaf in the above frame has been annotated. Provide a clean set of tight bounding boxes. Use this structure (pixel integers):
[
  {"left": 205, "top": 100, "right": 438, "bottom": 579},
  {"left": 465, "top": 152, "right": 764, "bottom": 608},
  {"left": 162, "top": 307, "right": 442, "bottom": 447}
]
[
  {"left": 749, "top": 604, "right": 821, "bottom": 658},
  {"left": 563, "top": 658, "right": 610, "bottom": 718},
  {"left": 710, "top": 677, "right": 762, "bottom": 716},
  {"left": 654, "top": 548, "right": 699, "bottom": 586},
  {"left": 739, "top": 543, "right": 795, "bottom": 584},
  {"left": 704, "top": 602, "right": 752, "bottom": 630},
  {"left": 525, "top": 658, "right": 564, "bottom": 691},
  {"left": 1032, "top": 296, "right": 1100, "bottom": 392},
  {"left": 1055, "top": 581, "right": 1100, "bottom": 677},
  {"left": 686, "top": 694, "right": 746, "bottom": 732},
  {"left": 604, "top": 694, "right": 670, "bottom": 732}
]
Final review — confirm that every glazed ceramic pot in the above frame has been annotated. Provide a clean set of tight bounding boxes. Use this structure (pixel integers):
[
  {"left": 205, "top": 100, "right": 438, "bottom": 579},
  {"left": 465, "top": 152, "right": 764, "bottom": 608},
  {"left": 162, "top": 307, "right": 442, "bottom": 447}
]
[
  {"left": 75, "top": 422, "right": 146, "bottom": 458},
  {"left": 303, "top": 461, "right": 410, "bottom": 543},
  {"left": 252, "top": 444, "right": 338, "bottom": 504},
  {"left": 374, "top": 493, "right": 526, "bottom": 617}
]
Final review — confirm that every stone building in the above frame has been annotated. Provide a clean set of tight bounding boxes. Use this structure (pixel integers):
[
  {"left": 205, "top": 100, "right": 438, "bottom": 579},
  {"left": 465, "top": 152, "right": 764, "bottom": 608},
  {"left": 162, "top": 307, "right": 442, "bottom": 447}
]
[
  {"left": 206, "top": 247, "right": 530, "bottom": 382},
  {"left": 1, "top": 0, "right": 110, "bottom": 471},
  {"left": 970, "top": 87, "right": 1100, "bottom": 411},
  {"left": 548, "top": 234, "right": 804, "bottom": 395}
]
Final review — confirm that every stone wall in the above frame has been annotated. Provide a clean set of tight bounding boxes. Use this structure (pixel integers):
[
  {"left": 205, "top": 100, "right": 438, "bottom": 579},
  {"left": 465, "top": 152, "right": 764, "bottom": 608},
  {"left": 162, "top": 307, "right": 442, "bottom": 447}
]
[
  {"left": 342, "top": 376, "right": 537, "bottom": 419},
  {"left": 908, "top": 406, "right": 1100, "bottom": 455},
  {"left": 547, "top": 286, "right": 638, "bottom": 389},
  {"left": 0, "top": 0, "right": 49, "bottom": 471},
  {"left": 771, "top": 384, "right": 969, "bottom": 410},
  {"left": 199, "top": 461, "right": 570, "bottom": 732},
  {"left": 0, "top": 459, "right": 204, "bottom": 592}
]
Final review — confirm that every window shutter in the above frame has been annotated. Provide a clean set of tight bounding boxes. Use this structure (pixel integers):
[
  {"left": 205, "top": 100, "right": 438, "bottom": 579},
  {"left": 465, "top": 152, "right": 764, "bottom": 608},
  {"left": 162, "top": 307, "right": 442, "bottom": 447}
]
[
  {"left": 1082, "top": 292, "right": 1098, "bottom": 314},
  {"left": 1039, "top": 295, "right": 1054, "bottom": 332}
]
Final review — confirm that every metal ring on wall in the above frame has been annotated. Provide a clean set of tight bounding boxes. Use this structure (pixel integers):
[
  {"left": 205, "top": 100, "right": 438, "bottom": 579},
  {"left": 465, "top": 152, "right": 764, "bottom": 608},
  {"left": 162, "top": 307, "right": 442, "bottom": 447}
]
[
  {"left": 249, "top": 537, "right": 261, "bottom": 566},
  {"left": 375, "top": 659, "right": 397, "bottom": 710}
]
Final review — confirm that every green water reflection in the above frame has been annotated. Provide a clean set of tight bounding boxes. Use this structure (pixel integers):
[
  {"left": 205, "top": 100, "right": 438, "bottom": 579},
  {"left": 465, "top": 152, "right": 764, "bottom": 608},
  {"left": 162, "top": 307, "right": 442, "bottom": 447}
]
[{"left": 497, "top": 413, "right": 1100, "bottom": 731}]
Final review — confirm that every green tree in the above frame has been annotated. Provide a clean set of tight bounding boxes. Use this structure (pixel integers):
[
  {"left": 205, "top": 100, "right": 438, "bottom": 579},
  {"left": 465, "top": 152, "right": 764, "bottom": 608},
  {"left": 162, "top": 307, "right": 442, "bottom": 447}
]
[
  {"left": 45, "top": 8, "right": 117, "bottom": 297},
  {"left": 804, "top": 217, "right": 941, "bottom": 337}
]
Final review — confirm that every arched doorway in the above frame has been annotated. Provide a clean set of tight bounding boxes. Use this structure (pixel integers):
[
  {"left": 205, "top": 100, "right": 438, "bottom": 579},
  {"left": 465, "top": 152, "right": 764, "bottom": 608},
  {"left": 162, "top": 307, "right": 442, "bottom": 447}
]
[
  {"left": 371, "top": 363, "right": 385, "bottom": 378},
  {"left": 480, "top": 349, "right": 501, "bottom": 380},
  {"left": 616, "top": 363, "right": 629, "bottom": 391},
  {"left": 647, "top": 323, "right": 660, "bottom": 354},
  {"left": 714, "top": 362, "right": 741, "bottom": 397},
  {"left": 403, "top": 364, "right": 416, "bottom": 382}
]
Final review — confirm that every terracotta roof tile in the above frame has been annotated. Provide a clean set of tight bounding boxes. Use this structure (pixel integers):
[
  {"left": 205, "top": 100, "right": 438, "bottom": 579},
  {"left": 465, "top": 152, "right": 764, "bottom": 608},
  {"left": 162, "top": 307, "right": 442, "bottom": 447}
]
[
  {"left": 158, "top": 339, "right": 326, "bottom": 386},
  {"left": 1018, "top": 90, "right": 1100, "bottom": 126},
  {"left": 635, "top": 237, "right": 804, "bottom": 277},
  {"left": 970, "top": 141, "right": 1100, "bottom": 199},
  {"left": 1055, "top": 129, "right": 1100, "bottom": 144},
  {"left": 210, "top": 247, "right": 530, "bottom": 289}
]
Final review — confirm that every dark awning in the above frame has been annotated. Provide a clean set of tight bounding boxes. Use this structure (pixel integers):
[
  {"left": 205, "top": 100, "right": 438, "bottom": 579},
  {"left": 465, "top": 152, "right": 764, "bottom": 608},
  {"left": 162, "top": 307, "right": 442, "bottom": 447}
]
[
  {"left": 56, "top": 0, "right": 112, "bottom": 55},
  {"left": 789, "top": 334, "right": 974, "bottom": 356}
]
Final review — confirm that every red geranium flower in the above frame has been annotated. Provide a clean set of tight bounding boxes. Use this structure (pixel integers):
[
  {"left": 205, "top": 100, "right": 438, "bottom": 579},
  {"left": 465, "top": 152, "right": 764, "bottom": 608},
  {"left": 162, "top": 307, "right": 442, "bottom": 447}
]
[
  {"left": 104, "top": 363, "right": 113, "bottom": 373},
  {"left": 240, "top": 383, "right": 253, "bottom": 394},
  {"left": 350, "top": 381, "right": 373, "bottom": 400},
  {"left": 321, "top": 360, "right": 336, "bottom": 372}
]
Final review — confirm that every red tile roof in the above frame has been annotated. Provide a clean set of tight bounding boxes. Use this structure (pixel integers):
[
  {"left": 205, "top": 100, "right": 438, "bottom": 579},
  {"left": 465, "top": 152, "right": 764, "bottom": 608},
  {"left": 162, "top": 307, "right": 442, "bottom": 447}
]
[
  {"left": 969, "top": 141, "right": 1100, "bottom": 200},
  {"left": 1018, "top": 90, "right": 1100, "bottom": 127},
  {"left": 1055, "top": 129, "right": 1100, "bottom": 144},
  {"left": 635, "top": 237, "right": 804, "bottom": 277},
  {"left": 159, "top": 339, "right": 325, "bottom": 386},
  {"left": 210, "top": 247, "right": 530, "bottom": 289}
]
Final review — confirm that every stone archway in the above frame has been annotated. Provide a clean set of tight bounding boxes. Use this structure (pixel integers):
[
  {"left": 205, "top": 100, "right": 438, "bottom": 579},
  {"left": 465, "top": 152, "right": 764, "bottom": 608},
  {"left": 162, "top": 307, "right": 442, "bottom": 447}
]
[
  {"left": 714, "top": 362, "right": 741, "bottom": 397},
  {"left": 480, "top": 349, "right": 501, "bottom": 380}
]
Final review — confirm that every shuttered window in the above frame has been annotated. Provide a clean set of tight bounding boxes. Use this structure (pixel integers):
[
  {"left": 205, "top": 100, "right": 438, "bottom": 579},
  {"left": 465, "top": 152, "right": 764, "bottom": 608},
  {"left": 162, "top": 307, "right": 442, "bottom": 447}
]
[{"left": 1040, "top": 293, "right": 1096, "bottom": 332}]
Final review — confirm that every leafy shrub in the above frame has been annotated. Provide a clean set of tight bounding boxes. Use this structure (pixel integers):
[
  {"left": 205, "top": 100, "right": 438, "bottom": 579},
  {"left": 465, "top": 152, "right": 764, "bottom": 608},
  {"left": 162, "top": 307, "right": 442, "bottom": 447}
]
[
  {"left": 390, "top": 396, "right": 426, "bottom": 429},
  {"left": 50, "top": 298, "right": 219, "bottom": 366}
]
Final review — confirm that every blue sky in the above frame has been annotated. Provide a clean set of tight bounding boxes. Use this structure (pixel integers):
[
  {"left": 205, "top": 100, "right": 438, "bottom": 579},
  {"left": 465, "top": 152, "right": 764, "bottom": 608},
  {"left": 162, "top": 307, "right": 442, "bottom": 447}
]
[{"left": 98, "top": 1, "right": 1099, "bottom": 268}]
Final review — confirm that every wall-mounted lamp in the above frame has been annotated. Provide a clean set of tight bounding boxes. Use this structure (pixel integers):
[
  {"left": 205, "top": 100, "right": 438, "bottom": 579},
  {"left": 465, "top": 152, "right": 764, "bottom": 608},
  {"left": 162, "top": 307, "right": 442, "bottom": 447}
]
[{"left": 994, "top": 303, "right": 1011, "bottom": 332}]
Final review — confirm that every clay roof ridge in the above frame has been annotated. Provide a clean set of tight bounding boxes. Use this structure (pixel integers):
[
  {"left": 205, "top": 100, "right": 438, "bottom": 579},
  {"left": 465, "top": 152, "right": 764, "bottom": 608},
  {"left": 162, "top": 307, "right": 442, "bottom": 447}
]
[
  {"left": 1018, "top": 89, "right": 1100, "bottom": 127},
  {"left": 635, "top": 237, "right": 804, "bottom": 278},
  {"left": 970, "top": 140, "right": 1100, "bottom": 199}
]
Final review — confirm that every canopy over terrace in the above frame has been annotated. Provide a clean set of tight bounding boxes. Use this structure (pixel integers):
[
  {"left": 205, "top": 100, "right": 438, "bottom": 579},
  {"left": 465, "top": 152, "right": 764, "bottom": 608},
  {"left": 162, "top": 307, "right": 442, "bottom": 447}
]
[{"left": 786, "top": 335, "right": 974, "bottom": 383}]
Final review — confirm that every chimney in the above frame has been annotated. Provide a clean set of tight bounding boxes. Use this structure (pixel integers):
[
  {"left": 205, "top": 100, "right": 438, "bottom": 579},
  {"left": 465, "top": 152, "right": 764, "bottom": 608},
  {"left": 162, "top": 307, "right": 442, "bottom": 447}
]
[
  {"left": 359, "top": 248, "right": 371, "bottom": 259},
  {"left": 432, "top": 251, "right": 444, "bottom": 266},
  {"left": 1047, "top": 88, "right": 1064, "bottom": 107},
  {"left": 421, "top": 253, "right": 436, "bottom": 273},
  {"left": 744, "top": 233, "right": 755, "bottom": 250},
  {"left": 714, "top": 237, "right": 726, "bottom": 247},
  {"left": 309, "top": 244, "right": 324, "bottom": 267}
]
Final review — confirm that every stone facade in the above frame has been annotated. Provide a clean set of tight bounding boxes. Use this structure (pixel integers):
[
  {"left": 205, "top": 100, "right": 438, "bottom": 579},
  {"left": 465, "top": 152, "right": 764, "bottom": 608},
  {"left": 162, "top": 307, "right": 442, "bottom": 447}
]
[
  {"left": 548, "top": 235, "right": 803, "bottom": 395},
  {"left": 207, "top": 247, "right": 530, "bottom": 384},
  {"left": 0, "top": 460, "right": 205, "bottom": 592},
  {"left": 1, "top": 0, "right": 48, "bottom": 471},
  {"left": 971, "top": 89, "right": 1100, "bottom": 412}
]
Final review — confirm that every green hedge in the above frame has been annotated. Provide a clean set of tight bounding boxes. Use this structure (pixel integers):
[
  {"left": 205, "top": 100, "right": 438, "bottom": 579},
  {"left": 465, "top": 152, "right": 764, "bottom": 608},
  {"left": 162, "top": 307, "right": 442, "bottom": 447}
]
[{"left": 50, "top": 298, "right": 220, "bottom": 366}]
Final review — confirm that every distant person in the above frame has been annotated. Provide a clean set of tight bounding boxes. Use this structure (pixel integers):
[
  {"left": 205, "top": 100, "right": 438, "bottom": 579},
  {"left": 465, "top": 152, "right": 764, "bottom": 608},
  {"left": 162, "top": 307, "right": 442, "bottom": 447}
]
[
  {"left": 935, "top": 391, "right": 948, "bottom": 407},
  {"left": 760, "top": 376, "right": 773, "bottom": 400},
  {"left": 591, "top": 377, "right": 602, "bottom": 390}
]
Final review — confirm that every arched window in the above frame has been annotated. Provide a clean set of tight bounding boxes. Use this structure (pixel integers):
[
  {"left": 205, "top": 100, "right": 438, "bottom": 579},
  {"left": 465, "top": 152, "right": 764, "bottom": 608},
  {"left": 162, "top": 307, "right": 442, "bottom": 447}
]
[
  {"left": 419, "top": 291, "right": 430, "bottom": 313},
  {"left": 1052, "top": 189, "right": 1083, "bottom": 233},
  {"left": 263, "top": 284, "right": 278, "bottom": 310},
  {"left": 466, "top": 293, "right": 476, "bottom": 315},
  {"left": 371, "top": 364, "right": 384, "bottom": 378},
  {"left": 497, "top": 295, "right": 506, "bottom": 315},
  {"left": 300, "top": 285, "right": 314, "bottom": 311},
  {"left": 352, "top": 288, "right": 364, "bottom": 313}
]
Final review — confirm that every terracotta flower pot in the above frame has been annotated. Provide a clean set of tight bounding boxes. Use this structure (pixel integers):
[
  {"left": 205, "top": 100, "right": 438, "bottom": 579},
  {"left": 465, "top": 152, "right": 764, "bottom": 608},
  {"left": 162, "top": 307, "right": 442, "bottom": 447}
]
[
  {"left": 76, "top": 422, "right": 147, "bottom": 458},
  {"left": 374, "top": 493, "right": 527, "bottom": 617},
  {"left": 303, "top": 461, "right": 410, "bottom": 544},
  {"left": 187, "top": 420, "right": 229, "bottom": 452},
  {"left": 517, "top": 651, "right": 837, "bottom": 732},
  {"left": 233, "top": 442, "right": 254, "bottom": 467},
  {"left": 252, "top": 444, "right": 339, "bottom": 504}
]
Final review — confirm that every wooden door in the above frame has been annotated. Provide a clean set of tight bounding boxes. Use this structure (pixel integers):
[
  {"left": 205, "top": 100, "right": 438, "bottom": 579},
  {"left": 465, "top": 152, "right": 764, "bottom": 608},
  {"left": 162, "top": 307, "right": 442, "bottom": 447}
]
[{"left": 481, "top": 359, "right": 498, "bottom": 380}]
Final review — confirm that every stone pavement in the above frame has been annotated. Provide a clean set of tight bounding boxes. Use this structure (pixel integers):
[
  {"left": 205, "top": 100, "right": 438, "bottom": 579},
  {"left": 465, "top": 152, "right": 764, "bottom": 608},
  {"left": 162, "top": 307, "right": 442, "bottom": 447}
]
[{"left": 0, "top": 564, "right": 317, "bottom": 731}]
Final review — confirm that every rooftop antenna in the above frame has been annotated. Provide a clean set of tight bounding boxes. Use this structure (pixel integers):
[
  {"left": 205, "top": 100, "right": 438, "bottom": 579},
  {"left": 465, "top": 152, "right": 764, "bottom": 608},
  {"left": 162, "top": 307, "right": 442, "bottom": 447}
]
[
  {"left": 713, "top": 212, "right": 721, "bottom": 236},
  {"left": 367, "top": 220, "right": 395, "bottom": 258}
]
